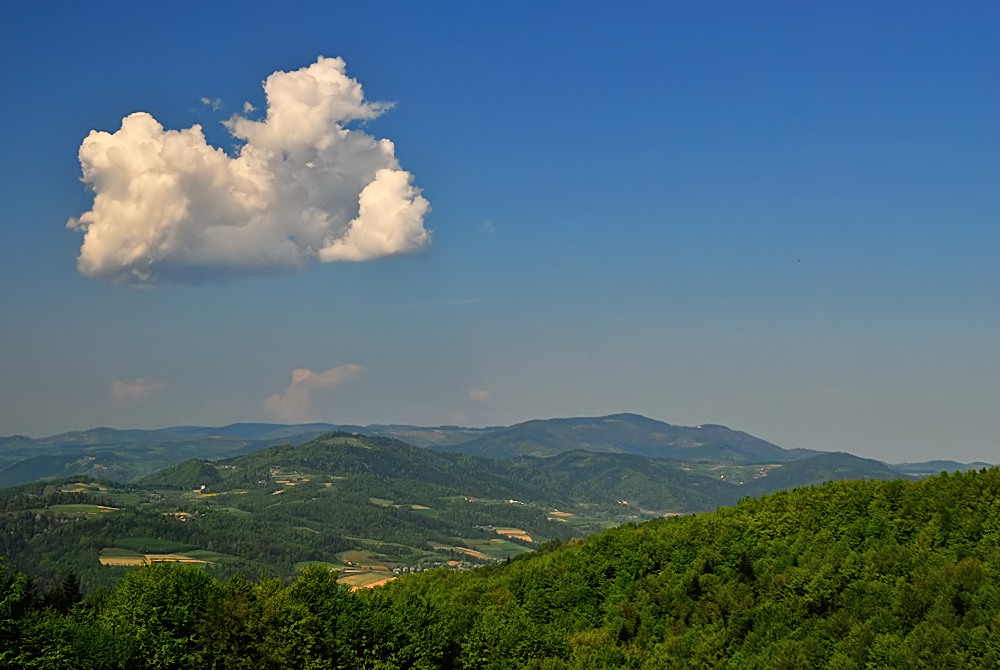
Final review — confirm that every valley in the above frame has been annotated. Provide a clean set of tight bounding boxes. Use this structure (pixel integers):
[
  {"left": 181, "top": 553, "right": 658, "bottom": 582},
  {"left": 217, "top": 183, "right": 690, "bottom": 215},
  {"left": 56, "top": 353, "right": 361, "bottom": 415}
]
[{"left": 0, "top": 416, "right": 989, "bottom": 595}]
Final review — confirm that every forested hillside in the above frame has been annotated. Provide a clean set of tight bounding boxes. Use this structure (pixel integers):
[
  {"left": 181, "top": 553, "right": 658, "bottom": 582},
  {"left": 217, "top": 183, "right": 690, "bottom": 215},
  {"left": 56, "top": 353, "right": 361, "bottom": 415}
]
[
  {"left": 0, "top": 431, "right": 919, "bottom": 594},
  {"left": 3, "top": 467, "right": 999, "bottom": 668}
]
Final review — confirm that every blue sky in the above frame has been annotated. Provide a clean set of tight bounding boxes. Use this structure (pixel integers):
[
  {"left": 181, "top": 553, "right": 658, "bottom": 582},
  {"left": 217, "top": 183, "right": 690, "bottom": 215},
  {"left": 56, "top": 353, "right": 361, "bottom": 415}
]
[{"left": 1, "top": 2, "right": 997, "bottom": 463}]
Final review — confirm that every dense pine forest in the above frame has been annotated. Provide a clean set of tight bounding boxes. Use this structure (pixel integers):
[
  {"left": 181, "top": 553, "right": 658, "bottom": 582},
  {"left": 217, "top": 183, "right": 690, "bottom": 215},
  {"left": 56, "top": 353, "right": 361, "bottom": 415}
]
[{"left": 3, "top": 467, "right": 1000, "bottom": 668}]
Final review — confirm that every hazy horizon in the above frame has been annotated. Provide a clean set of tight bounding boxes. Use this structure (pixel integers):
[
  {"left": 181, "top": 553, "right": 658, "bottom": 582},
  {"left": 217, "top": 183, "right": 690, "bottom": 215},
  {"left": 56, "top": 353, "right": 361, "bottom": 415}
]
[{"left": 4, "top": 413, "right": 995, "bottom": 468}]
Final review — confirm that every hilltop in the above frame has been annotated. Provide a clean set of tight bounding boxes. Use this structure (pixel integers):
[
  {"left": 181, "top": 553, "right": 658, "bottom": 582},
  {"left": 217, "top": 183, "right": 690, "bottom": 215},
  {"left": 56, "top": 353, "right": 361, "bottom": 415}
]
[{"left": 428, "top": 413, "right": 816, "bottom": 461}]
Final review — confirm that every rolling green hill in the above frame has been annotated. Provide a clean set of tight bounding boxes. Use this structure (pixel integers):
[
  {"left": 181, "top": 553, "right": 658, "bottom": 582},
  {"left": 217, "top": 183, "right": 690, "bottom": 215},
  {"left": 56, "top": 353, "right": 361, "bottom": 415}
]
[
  {"left": 0, "top": 431, "right": 914, "bottom": 594},
  {"left": 0, "top": 425, "right": 341, "bottom": 487},
  {"left": 4, "top": 466, "right": 999, "bottom": 668},
  {"left": 740, "top": 451, "right": 905, "bottom": 496}
]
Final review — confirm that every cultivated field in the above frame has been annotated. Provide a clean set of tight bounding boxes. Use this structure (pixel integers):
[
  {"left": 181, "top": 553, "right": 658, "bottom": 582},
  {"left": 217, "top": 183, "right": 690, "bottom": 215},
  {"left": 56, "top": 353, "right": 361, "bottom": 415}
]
[
  {"left": 339, "top": 571, "right": 396, "bottom": 589},
  {"left": 98, "top": 547, "right": 213, "bottom": 566},
  {"left": 494, "top": 528, "right": 532, "bottom": 542}
]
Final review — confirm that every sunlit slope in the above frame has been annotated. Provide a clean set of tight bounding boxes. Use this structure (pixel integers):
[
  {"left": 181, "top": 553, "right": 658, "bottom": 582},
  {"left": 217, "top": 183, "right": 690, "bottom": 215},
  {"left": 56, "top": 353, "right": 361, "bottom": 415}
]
[
  {"left": 142, "top": 433, "right": 743, "bottom": 511},
  {"left": 147, "top": 433, "right": 904, "bottom": 514},
  {"left": 351, "top": 466, "right": 1000, "bottom": 667}
]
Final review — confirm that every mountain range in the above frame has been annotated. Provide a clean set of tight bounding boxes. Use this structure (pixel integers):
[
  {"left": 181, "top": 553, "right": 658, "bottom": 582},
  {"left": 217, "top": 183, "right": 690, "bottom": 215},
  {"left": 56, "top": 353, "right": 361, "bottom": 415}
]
[
  {"left": 0, "top": 415, "right": 993, "bottom": 596},
  {"left": 0, "top": 413, "right": 989, "bottom": 489}
]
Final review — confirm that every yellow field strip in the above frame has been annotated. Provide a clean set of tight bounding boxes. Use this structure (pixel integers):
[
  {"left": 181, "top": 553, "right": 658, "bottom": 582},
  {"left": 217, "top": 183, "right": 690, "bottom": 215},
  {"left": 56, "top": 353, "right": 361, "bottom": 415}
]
[{"left": 98, "top": 549, "right": 211, "bottom": 566}]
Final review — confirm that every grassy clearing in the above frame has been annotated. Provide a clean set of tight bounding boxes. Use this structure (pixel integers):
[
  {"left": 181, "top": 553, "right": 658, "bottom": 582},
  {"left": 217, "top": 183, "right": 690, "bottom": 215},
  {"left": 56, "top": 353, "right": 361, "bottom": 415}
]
[
  {"left": 558, "top": 510, "right": 620, "bottom": 534},
  {"left": 273, "top": 471, "right": 312, "bottom": 485},
  {"left": 462, "top": 537, "right": 532, "bottom": 560},
  {"left": 294, "top": 561, "right": 340, "bottom": 571},
  {"left": 338, "top": 550, "right": 393, "bottom": 569},
  {"left": 343, "top": 537, "right": 434, "bottom": 559},
  {"left": 432, "top": 545, "right": 489, "bottom": 560},
  {"left": 421, "top": 547, "right": 457, "bottom": 562},
  {"left": 686, "top": 462, "right": 767, "bottom": 484},
  {"left": 59, "top": 482, "right": 108, "bottom": 494},
  {"left": 107, "top": 491, "right": 143, "bottom": 506},
  {"left": 337, "top": 537, "right": 439, "bottom": 567},
  {"left": 44, "top": 504, "right": 118, "bottom": 516},
  {"left": 339, "top": 549, "right": 377, "bottom": 564},
  {"left": 320, "top": 436, "right": 367, "bottom": 448},
  {"left": 204, "top": 506, "right": 252, "bottom": 516},
  {"left": 184, "top": 550, "right": 231, "bottom": 562},
  {"left": 369, "top": 497, "right": 394, "bottom": 506},
  {"left": 339, "top": 572, "right": 396, "bottom": 588}
]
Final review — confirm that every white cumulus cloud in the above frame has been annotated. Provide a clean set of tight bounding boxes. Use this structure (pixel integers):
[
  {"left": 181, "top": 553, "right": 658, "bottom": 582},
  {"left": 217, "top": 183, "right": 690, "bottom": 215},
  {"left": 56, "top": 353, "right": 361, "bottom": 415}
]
[
  {"left": 264, "top": 364, "right": 364, "bottom": 422},
  {"left": 68, "top": 56, "right": 430, "bottom": 284},
  {"left": 110, "top": 378, "right": 166, "bottom": 403}
]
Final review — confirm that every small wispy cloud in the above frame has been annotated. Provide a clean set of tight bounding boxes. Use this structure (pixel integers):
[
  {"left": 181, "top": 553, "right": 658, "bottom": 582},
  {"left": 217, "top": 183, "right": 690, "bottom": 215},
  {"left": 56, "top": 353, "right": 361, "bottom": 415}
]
[
  {"left": 264, "top": 364, "right": 364, "bottom": 422},
  {"left": 469, "top": 386, "right": 492, "bottom": 403},
  {"left": 242, "top": 101, "right": 255, "bottom": 113},
  {"left": 200, "top": 96, "right": 223, "bottom": 111},
  {"left": 110, "top": 378, "right": 166, "bottom": 403}
]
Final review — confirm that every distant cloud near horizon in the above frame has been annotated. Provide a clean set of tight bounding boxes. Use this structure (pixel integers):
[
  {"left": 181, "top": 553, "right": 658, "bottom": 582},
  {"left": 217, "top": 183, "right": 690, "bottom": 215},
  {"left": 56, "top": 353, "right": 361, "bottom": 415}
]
[
  {"left": 264, "top": 364, "right": 364, "bottom": 422},
  {"left": 469, "top": 386, "right": 492, "bottom": 403},
  {"left": 110, "top": 378, "right": 166, "bottom": 403},
  {"left": 68, "top": 56, "right": 430, "bottom": 284}
]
